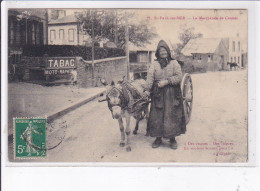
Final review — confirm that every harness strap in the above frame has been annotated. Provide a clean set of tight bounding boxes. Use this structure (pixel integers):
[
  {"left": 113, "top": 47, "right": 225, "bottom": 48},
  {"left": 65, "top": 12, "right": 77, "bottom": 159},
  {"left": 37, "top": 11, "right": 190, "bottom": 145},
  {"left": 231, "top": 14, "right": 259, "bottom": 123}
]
[
  {"left": 122, "top": 81, "right": 142, "bottom": 99},
  {"left": 120, "top": 83, "right": 130, "bottom": 109}
]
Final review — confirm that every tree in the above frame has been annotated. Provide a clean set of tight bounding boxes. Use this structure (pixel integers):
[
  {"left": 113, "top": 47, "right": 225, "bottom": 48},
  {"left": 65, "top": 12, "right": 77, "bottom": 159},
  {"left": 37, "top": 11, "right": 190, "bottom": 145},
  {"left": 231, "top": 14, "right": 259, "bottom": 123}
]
[
  {"left": 76, "top": 10, "right": 158, "bottom": 48},
  {"left": 175, "top": 25, "right": 203, "bottom": 56}
]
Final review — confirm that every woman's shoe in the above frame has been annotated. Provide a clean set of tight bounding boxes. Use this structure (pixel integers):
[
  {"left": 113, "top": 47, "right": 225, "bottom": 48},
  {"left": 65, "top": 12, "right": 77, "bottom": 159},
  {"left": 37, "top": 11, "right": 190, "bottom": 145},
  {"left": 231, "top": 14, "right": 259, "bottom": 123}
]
[
  {"left": 170, "top": 139, "right": 178, "bottom": 150},
  {"left": 152, "top": 137, "right": 162, "bottom": 148}
]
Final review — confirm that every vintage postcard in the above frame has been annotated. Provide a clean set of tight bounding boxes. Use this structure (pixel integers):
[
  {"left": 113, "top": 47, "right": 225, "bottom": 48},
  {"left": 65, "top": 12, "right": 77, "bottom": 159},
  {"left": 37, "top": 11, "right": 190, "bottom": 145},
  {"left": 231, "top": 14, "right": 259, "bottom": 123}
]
[{"left": 5, "top": 7, "right": 250, "bottom": 164}]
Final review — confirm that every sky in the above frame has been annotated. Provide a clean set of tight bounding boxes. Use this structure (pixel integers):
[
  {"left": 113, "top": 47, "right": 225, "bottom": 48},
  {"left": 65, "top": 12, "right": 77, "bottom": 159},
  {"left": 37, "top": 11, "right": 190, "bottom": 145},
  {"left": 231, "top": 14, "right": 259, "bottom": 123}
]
[
  {"left": 54, "top": 9, "right": 248, "bottom": 51},
  {"left": 134, "top": 9, "right": 247, "bottom": 49}
]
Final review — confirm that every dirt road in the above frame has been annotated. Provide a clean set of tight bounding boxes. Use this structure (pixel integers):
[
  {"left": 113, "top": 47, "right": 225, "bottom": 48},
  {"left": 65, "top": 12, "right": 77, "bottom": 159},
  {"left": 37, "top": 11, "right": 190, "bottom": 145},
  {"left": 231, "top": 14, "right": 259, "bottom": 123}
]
[{"left": 9, "top": 70, "right": 248, "bottom": 163}]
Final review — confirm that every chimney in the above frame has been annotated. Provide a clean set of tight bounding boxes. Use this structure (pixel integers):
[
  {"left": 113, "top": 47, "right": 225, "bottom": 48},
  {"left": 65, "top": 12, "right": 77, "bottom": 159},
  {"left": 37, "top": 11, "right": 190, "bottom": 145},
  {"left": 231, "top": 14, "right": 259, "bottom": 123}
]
[{"left": 58, "top": 10, "right": 66, "bottom": 19}]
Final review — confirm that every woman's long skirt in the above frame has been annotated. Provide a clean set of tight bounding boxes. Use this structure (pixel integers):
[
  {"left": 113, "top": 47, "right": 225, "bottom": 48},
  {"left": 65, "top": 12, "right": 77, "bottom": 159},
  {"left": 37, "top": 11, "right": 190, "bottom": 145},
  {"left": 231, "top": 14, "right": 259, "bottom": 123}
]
[{"left": 148, "top": 84, "right": 186, "bottom": 138}]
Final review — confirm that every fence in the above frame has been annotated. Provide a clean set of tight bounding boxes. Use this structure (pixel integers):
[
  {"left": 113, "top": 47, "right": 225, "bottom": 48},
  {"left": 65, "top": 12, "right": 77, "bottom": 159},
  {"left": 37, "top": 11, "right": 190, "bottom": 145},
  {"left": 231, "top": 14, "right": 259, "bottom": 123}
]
[{"left": 21, "top": 45, "right": 125, "bottom": 60}]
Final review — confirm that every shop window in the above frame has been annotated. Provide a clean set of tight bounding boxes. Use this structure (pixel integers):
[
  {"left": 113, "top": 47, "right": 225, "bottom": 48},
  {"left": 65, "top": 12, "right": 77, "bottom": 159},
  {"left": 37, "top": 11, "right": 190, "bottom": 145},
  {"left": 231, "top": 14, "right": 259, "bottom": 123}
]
[
  {"left": 238, "top": 41, "right": 240, "bottom": 51},
  {"left": 234, "top": 56, "right": 236, "bottom": 63},
  {"left": 32, "top": 22, "right": 35, "bottom": 45},
  {"left": 238, "top": 56, "right": 240, "bottom": 64},
  {"left": 50, "top": 30, "right": 56, "bottom": 43},
  {"left": 68, "top": 29, "right": 74, "bottom": 42},
  {"left": 208, "top": 55, "right": 213, "bottom": 62},
  {"left": 129, "top": 52, "right": 137, "bottom": 63},
  {"left": 59, "top": 29, "right": 64, "bottom": 40},
  {"left": 10, "top": 19, "right": 14, "bottom": 45},
  {"left": 231, "top": 57, "right": 233, "bottom": 62},
  {"left": 138, "top": 52, "right": 148, "bottom": 63},
  {"left": 35, "top": 22, "right": 40, "bottom": 45},
  {"left": 15, "top": 21, "right": 21, "bottom": 45}
]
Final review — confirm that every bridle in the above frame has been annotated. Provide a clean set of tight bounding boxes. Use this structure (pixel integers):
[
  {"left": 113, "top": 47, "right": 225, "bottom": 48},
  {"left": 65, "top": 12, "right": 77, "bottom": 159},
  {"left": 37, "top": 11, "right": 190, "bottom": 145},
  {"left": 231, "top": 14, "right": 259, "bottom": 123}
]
[
  {"left": 100, "top": 81, "right": 151, "bottom": 114},
  {"left": 106, "top": 84, "right": 130, "bottom": 112}
]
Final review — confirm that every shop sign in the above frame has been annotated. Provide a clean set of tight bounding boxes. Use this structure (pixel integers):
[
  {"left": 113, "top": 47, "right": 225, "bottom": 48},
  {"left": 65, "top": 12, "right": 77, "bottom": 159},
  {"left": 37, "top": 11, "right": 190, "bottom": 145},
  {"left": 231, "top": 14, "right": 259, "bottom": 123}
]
[{"left": 46, "top": 57, "right": 77, "bottom": 69}]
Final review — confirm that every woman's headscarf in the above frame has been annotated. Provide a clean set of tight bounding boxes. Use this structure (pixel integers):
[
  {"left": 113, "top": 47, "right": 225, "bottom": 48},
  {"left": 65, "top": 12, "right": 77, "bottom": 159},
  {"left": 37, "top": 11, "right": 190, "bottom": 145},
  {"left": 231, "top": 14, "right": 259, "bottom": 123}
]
[{"left": 155, "top": 40, "right": 174, "bottom": 69}]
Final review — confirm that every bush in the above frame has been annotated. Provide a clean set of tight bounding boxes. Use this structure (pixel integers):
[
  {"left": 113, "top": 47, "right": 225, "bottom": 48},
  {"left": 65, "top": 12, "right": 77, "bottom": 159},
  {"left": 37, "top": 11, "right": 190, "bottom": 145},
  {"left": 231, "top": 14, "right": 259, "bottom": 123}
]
[
  {"left": 181, "top": 61, "right": 194, "bottom": 74},
  {"left": 178, "top": 60, "right": 208, "bottom": 74},
  {"left": 22, "top": 45, "right": 125, "bottom": 60},
  {"left": 192, "top": 62, "right": 207, "bottom": 73}
]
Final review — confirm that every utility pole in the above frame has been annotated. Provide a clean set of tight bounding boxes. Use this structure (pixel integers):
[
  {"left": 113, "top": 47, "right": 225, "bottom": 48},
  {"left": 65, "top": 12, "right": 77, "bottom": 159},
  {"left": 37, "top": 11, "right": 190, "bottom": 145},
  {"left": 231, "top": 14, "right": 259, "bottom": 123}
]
[
  {"left": 25, "top": 17, "right": 28, "bottom": 44},
  {"left": 91, "top": 10, "right": 95, "bottom": 87},
  {"left": 45, "top": 9, "right": 48, "bottom": 44},
  {"left": 125, "top": 12, "right": 130, "bottom": 80},
  {"left": 114, "top": 10, "right": 118, "bottom": 45}
]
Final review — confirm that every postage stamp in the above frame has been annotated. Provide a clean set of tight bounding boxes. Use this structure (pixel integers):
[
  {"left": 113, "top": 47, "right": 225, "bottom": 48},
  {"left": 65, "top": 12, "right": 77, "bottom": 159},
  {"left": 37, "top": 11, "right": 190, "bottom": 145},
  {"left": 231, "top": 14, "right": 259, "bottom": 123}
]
[{"left": 14, "top": 118, "right": 47, "bottom": 159}]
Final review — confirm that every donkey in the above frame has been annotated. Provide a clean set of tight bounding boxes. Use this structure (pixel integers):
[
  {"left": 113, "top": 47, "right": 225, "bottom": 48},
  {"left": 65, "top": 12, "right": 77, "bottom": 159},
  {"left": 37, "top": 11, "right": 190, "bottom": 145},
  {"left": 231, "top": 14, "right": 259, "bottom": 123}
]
[{"left": 99, "top": 78, "right": 150, "bottom": 152}]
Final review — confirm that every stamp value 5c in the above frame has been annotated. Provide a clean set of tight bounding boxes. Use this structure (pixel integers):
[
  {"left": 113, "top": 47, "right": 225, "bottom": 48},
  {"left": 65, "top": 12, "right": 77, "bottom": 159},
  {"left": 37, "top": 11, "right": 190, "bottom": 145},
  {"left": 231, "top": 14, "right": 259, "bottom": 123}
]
[{"left": 14, "top": 118, "right": 47, "bottom": 159}]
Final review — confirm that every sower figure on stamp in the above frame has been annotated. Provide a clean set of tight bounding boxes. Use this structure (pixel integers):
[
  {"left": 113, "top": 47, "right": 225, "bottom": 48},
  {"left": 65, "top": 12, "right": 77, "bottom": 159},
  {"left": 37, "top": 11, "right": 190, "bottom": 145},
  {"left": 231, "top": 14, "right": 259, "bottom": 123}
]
[
  {"left": 20, "top": 121, "right": 40, "bottom": 156},
  {"left": 143, "top": 40, "right": 186, "bottom": 149}
]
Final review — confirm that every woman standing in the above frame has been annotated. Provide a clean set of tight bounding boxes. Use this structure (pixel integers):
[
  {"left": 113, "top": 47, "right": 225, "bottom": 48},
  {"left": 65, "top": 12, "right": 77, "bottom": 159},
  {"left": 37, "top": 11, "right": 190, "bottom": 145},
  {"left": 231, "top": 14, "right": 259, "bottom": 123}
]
[{"left": 143, "top": 40, "right": 186, "bottom": 149}]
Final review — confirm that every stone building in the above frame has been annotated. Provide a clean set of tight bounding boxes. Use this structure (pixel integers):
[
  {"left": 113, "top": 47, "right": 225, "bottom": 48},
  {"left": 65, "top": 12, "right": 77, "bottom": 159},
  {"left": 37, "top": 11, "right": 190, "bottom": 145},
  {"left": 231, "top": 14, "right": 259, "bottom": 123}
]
[
  {"left": 181, "top": 38, "right": 229, "bottom": 71},
  {"left": 48, "top": 14, "right": 90, "bottom": 45},
  {"left": 222, "top": 33, "right": 243, "bottom": 67}
]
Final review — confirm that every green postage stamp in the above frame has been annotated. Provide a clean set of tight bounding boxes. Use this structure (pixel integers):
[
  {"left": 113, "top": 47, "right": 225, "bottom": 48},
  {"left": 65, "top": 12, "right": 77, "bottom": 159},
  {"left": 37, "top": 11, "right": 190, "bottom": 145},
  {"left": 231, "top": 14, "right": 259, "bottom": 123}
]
[{"left": 14, "top": 118, "right": 47, "bottom": 159}]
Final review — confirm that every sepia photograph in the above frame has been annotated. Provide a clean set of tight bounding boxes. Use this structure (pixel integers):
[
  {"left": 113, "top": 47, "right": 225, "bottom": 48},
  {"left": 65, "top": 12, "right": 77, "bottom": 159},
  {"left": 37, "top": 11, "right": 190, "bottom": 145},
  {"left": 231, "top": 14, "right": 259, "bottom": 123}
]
[{"left": 6, "top": 8, "right": 248, "bottom": 163}]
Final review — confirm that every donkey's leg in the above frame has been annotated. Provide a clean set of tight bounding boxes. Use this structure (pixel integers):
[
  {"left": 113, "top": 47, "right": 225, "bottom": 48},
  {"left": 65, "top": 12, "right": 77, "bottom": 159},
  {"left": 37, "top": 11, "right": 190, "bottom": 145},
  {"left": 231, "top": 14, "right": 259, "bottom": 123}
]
[
  {"left": 118, "top": 117, "right": 125, "bottom": 147},
  {"left": 125, "top": 113, "right": 131, "bottom": 152},
  {"left": 133, "top": 118, "right": 139, "bottom": 135}
]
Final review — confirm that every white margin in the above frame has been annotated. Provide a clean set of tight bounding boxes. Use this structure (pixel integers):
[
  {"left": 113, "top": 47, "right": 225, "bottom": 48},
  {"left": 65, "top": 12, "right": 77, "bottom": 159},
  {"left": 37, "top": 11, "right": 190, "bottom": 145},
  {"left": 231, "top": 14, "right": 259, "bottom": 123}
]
[{"left": 1, "top": 1, "right": 257, "bottom": 168}]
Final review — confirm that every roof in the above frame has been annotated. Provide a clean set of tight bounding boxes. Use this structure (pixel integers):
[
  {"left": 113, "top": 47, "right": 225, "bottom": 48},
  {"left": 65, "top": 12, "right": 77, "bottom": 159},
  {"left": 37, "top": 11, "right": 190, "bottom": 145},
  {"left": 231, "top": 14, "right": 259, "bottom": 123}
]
[
  {"left": 49, "top": 14, "right": 78, "bottom": 25},
  {"left": 104, "top": 42, "right": 117, "bottom": 48},
  {"left": 129, "top": 42, "right": 156, "bottom": 52},
  {"left": 181, "top": 38, "right": 222, "bottom": 56},
  {"left": 9, "top": 9, "right": 46, "bottom": 20},
  {"left": 129, "top": 37, "right": 176, "bottom": 52}
]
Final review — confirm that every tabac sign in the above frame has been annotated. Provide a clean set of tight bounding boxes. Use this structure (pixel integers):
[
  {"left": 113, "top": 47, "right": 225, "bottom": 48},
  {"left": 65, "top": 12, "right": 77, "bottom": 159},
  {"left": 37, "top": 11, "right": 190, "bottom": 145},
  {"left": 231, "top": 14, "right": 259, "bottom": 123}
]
[{"left": 45, "top": 57, "right": 77, "bottom": 75}]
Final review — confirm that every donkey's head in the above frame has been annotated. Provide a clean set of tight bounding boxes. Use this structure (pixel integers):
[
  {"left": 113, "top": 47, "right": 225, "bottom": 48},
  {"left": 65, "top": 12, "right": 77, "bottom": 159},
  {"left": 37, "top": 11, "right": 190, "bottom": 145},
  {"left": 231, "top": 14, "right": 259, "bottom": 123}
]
[{"left": 101, "top": 78, "right": 128, "bottom": 119}]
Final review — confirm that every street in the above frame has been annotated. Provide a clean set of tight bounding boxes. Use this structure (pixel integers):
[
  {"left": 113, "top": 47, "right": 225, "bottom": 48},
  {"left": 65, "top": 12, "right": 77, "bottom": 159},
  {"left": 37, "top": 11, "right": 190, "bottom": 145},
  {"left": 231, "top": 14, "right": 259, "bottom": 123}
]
[{"left": 9, "top": 70, "right": 248, "bottom": 163}]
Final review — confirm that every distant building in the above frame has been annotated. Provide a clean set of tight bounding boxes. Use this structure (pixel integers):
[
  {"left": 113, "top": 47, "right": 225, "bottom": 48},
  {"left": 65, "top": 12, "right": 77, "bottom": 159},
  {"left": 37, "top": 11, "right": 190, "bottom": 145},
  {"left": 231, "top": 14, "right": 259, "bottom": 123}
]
[
  {"left": 48, "top": 14, "right": 90, "bottom": 45},
  {"left": 49, "top": 9, "right": 67, "bottom": 20},
  {"left": 129, "top": 42, "right": 156, "bottom": 79},
  {"left": 181, "top": 38, "right": 229, "bottom": 71},
  {"left": 8, "top": 9, "right": 48, "bottom": 75},
  {"left": 8, "top": 9, "right": 47, "bottom": 49},
  {"left": 222, "top": 33, "right": 243, "bottom": 67}
]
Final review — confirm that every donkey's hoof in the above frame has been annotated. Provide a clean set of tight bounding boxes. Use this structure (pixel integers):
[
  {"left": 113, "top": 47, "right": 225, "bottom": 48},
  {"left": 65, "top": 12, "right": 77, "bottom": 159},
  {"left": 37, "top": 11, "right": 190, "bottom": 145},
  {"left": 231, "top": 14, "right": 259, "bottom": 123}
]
[
  {"left": 133, "top": 130, "right": 137, "bottom": 135},
  {"left": 126, "top": 146, "right": 131, "bottom": 152},
  {"left": 120, "top": 142, "right": 125, "bottom": 147},
  {"left": 145, "top": 132, "right": 150, "bottom": 136}
]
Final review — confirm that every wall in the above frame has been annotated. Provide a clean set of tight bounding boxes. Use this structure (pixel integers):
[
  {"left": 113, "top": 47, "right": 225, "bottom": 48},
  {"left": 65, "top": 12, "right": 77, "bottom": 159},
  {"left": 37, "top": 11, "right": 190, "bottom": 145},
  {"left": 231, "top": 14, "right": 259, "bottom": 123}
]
[
  {"left": 48, "top": 24, "right": 80, "bottom": 45},
  {"left": 214, "top": 40, "right": 229, "bottom": 70},
  {"left": 241, "top": 53, "right": 248, "bottom": 68},
  {"left": 77, "top": 56, "right": 127, "bottom": 88},
  {"left": 228, "top": 37, "right": 242, "bottom": 66}
]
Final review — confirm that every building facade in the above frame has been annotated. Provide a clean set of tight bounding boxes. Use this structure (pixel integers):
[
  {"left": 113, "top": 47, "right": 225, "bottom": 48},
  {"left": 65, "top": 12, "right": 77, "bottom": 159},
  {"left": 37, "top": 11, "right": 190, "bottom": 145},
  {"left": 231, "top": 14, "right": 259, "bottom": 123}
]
[
  {"left": 129, "top": 43, "right": 156, "bottom": 79},
  {"left": 8, "top": 9, "right": 48, "bottom": 81},
  {"left": 48, "top": 14, "right": 90, "bottom": 45},
  {"left": 181, "top": 38, "right": 229, "bottom": 71},
  {"left": 222, "top": 34, "right": 243, "bottom": 67},
  {"left": 8, "top": 9, "right": 47, "bottom": 49}
]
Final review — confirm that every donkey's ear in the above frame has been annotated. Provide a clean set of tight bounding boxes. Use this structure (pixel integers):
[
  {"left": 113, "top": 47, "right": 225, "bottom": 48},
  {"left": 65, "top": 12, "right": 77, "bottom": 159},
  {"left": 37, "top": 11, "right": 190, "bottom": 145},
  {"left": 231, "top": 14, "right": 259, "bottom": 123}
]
[
  {"left": 100, "top": 78, "right": 108, "bottom": 86},
  {"left": 111, "top": 80, "right": 115, "bottom": 86},
  {"left": 118, "top": 76, "right": 125, "bottom": 84}
]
